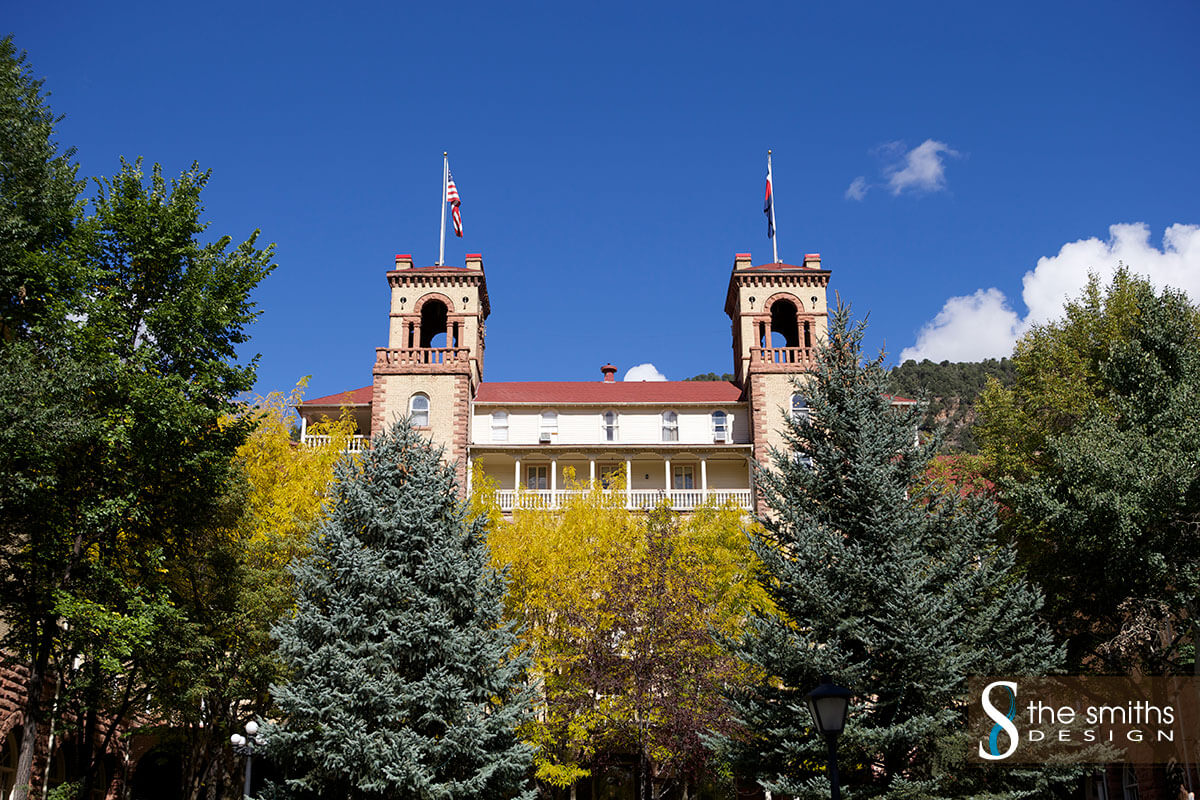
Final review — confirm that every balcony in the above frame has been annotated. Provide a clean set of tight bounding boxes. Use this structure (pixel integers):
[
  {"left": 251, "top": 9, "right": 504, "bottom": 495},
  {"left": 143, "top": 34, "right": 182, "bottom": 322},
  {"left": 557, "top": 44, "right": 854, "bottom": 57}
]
[
  {"left": 750, "top": 346, "right": 816, "bottom": 367},
  {"left": 301, "top": 434, "right": 371, "bottom": 453},
  {"left": 375, "top": 347, "right": 472, "bottom": 367},
  {"left": 492, "top": 488, "right": 752, "bottom": 513}
]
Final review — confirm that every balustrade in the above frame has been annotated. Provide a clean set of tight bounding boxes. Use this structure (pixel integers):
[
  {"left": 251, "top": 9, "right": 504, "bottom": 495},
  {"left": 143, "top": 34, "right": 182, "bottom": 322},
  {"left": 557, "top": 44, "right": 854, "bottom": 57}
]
[
  {"left": 301, "top": 434, "right": 371, "bottom": 453},
  {"left": 492, "top": 488, "right": 752, "bottom": 512},
  {"left": 750, "top": 346, "right": 815, "bottom": 365},
  {"left": 375, "top": 347, "right": 472, "bottom": 367}
]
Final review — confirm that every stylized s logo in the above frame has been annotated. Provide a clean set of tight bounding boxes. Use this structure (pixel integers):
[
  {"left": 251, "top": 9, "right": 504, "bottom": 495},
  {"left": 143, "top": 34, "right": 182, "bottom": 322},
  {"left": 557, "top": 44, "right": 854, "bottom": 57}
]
[{"left": 978, "top": 680, "right": 1018, "bottom": 760}]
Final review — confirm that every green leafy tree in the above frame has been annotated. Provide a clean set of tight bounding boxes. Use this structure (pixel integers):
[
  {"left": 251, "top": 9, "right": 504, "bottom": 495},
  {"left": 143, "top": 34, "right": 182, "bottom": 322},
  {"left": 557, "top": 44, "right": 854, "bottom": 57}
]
[
  {"left": 720, "top": 304, "right": 1065, "bottom": 799},
  {"left": 0, "top": 34, "right": 85, "bottom": 341},
  {"left": 0, "top": 149, "right": 275, "bottom": 800},
  {"left": 147, "top": 386, "right": 356, "bottom": 800},
  {"left": 976, "top": 269, "right": 1200, "bottom": 673},
  {"left": 265, "top": 420, "right": 535, "bottom": 800}
]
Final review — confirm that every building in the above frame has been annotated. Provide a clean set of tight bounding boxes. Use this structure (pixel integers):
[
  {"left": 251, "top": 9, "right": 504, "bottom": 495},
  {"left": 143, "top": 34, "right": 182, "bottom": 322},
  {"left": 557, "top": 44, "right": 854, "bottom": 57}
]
[{"left": 297, "top": 251, "right": 833, "bottom": 512}]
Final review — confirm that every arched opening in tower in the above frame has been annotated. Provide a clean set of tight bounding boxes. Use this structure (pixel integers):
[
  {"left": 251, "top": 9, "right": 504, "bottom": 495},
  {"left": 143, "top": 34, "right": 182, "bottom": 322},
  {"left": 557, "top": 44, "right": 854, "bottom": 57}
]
[
  {"left": 420, "top": 300, "right": 449, "bottom": 348},
  {"left": 769, "top": 299, "right": 800, "bottom": 348}
]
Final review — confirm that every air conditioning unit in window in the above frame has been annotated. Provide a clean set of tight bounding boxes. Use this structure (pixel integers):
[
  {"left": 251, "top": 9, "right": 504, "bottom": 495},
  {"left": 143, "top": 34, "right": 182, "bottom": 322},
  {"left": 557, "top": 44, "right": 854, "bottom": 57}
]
[
  {"left": 714, "top": 432, "right": 727, "bottom": 443},
  {"left": 539, "top": 432, "right": 553, "bottom": 444}
]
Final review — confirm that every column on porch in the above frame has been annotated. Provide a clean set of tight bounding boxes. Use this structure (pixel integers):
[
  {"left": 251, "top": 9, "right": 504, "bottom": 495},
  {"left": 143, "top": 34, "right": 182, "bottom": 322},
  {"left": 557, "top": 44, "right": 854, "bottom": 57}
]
[
  {"left": 700, "top": 456, "right": 708, "bottom": 502},
  {"left": 550, "top": 457, "right": 557, "bottom": 506},
  {"left": 625, "top": 458, "right": 632, "bottom": 509}
]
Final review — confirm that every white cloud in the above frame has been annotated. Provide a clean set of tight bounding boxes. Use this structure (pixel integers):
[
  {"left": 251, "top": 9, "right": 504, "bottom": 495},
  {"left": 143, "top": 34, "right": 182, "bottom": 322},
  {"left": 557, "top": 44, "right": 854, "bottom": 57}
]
[
  {"left": 885, "top": 139, "right": 959, "bottom": 196},
  {"left": 845, "top": 176, "right": 869, "bottom": 201},
  {"left": 901, "top": 223, "right": 1200, "bottom": 363},
  {"left": 623, "top": 363, "right": 667, "bottom": 382},
  {"left": 900, "top": 289, "right": 1023, "bottom": 363}
]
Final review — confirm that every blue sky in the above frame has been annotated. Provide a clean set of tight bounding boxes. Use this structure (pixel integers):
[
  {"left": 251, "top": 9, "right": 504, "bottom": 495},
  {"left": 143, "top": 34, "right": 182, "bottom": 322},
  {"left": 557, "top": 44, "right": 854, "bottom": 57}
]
[{"left": 9, "top": 0, "right": 1200, "bottom": 399}]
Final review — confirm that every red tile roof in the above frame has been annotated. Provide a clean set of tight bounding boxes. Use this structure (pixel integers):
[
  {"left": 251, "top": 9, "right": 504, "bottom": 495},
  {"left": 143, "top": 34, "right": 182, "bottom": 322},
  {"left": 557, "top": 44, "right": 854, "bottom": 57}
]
[
  {"left": 301, "top": 386, "right": 373, "bottom": 406},
  {"left": 475, "top": 381, "right": 744, "bottom": 405},
  {"left": 299, "top": 384, "right": 908, "bottom": 408}
]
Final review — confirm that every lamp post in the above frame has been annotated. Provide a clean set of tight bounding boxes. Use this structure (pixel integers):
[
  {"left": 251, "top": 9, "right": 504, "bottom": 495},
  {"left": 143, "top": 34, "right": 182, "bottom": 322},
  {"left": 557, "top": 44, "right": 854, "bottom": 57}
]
[
  {"left": 230, "top": 720, "right": 262, "bottom": 800},
  {"left": 806, "top": 676, "right": 852, "bottom": 800}
]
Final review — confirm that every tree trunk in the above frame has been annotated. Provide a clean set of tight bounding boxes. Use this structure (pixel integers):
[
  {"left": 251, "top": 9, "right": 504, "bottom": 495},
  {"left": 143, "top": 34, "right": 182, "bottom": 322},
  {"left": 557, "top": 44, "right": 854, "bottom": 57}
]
[{"left": 12, "top": 623, "right": 54, "bottom": 800}]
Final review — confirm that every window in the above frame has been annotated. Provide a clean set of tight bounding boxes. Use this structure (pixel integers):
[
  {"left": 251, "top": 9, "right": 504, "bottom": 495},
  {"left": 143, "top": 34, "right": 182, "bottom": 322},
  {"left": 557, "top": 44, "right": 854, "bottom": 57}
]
[
  {"left": 0, "top": 732, "right": 16, "bottom": 800},
  {"left": 673, "top": 465, "right": 694, "bottom": 490},
  {"left": 540, "top": 410, "right": 558, "bottom": 440},
  {"left": 1121, "top": 766, "right": 1138, "bottom": 800},
  {"left": 409, "top": 393, "right": 430, "bottom": 427},
  {"left": 792, "top": 394, "right": 810, "bottom": 422},
  {"left": 769, "top": 298, "right": 800, "bottom": 347},
  {"left": 491, "top": 410, "right": 508, "bottom": 442},
  {"left": 662, "top": 411, "right": 679, "bottom": 441},
  {"left": 712, "top": 410, "right": 728, "bottom": 442},
  {"left": 526, "top": 465, "right": 548, "bottom": 490},
  {"left": 599, "top": 465, "right": 621, "bottom": 488},
  {"left": 603, "top": 411, "right": 619, "bottom": 441},
  {"left": 419, "top": 299, "right": 448, "bottom": 348},
  {"left": 1086, "top": 773, "right": 1109, "bottom": 800}
]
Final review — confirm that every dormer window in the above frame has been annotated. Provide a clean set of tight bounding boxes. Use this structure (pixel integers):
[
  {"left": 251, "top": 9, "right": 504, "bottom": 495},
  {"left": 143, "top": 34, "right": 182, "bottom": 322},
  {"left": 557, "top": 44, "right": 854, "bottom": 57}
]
[
  {"left": 662, "top": 411, "right": 679, "bottom": 441},
  {"left": 602, "top": 411, "right": 619, "bottom": 442},
  {"left": 491, "top": 410, "right": 509, "bottom": 442},
  {"left": 712, "top": 410, "right": 728, "bottom": 442},
  {"left": 409, "top": 393, "right": 430, "bottom": 427}
]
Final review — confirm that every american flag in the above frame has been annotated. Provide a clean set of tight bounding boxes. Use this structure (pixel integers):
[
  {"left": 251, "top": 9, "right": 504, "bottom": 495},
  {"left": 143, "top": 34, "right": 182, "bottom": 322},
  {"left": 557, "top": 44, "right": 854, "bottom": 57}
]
[{"left": 447, "top": 171, "right": 463, "bottom": 237}]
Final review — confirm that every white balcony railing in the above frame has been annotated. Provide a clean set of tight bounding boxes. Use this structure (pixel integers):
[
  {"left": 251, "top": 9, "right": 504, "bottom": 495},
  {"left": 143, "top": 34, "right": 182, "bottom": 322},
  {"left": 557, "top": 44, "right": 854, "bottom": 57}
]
[
  {"left": 301, "top": 434, "right": 371, "bottom": 453},
  {"left": 492, "top": 489, "right": 752, "bottom": 513}
]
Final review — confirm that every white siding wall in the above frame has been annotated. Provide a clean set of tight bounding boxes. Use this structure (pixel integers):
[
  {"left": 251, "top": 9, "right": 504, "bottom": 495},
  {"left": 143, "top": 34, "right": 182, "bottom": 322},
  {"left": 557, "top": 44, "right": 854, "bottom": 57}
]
[{"left": 471, "top": 406, "right": 749, "bottom": 445}]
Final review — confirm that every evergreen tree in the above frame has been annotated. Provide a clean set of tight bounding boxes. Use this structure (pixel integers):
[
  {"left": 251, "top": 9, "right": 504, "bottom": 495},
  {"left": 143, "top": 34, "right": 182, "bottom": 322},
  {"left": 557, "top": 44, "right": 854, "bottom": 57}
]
[
  {"left": 265, "top": 420, "right": 535, "bottom": 800},
  {"left": 720, "top": 304, "right": 1066, "bottom": 799}
]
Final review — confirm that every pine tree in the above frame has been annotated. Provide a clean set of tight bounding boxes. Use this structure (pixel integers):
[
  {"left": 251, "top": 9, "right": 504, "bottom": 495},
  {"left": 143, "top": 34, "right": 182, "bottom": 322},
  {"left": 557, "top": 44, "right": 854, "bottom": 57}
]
[
  {"left": 721, "top": 304, "right": 1067, "bottom": 799},
  {"left": 264, "top": 420, "right": 535, "bottom": 800}
]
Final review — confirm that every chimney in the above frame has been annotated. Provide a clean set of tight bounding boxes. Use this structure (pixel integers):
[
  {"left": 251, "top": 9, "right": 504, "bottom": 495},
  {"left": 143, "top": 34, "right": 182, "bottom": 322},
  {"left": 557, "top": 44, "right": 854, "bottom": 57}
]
[
  {"left": 734, "top": 252, "right": 753, "bottom": 270},
  {"left": 601, "top": 363, "right": 618, "bottom": 383},
  {"left": 465, "top": 253, "right": 483, "bottom": 270},
  {"left": 803, "top": 253, "right": 821, "bottom": 269},
  {"left": 394, "top": 254, "right": 413, "bottom": 270}
]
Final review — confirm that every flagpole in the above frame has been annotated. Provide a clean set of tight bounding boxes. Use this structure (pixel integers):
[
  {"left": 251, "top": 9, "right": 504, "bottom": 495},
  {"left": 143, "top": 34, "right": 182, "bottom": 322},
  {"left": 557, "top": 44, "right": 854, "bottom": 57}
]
[
  {"left": 438, "top": 152, "right": 448, "bottom": 266},
  {"left": 768, "top": 150, "right": 780, "bottom": 263}
]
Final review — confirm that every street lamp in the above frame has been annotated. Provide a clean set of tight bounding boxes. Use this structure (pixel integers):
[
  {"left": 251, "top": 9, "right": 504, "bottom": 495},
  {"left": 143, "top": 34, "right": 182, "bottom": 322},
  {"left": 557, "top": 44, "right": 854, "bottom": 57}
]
[
  {"left": 230, "top": 720, "right": 262, "bottom": 799},
  {"left": 806, "top": 676, "right": 852, "bottom": 800}
]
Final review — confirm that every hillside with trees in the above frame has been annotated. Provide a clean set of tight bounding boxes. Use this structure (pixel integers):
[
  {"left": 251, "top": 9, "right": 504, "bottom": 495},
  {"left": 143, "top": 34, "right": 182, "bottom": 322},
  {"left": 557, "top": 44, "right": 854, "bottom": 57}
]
[{"left": 887, "top": 358, "right": 1016, "bottom": 452}]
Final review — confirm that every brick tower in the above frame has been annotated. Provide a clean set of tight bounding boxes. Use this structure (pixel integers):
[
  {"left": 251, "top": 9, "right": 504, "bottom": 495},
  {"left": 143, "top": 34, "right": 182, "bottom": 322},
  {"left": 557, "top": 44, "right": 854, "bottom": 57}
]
[
  {"left": 724, "top": 252, "right": 830, "bottom": 465},
  {"left": 371, "top": 253, "right": 489, "bottom": 489}
]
